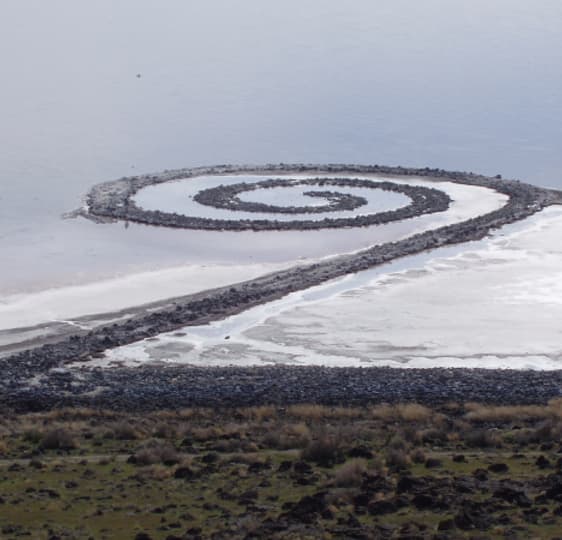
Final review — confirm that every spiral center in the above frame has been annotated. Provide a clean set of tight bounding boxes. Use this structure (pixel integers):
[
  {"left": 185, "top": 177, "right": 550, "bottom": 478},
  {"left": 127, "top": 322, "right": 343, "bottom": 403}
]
[{"left": 194, "top": 179, "right": 370, "bottom": 215}]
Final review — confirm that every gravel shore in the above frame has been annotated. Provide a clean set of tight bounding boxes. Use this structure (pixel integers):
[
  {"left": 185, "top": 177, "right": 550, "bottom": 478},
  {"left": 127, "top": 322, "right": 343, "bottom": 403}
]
[{"left": 3, "top": 365, "right": 562, "bottom": 413}]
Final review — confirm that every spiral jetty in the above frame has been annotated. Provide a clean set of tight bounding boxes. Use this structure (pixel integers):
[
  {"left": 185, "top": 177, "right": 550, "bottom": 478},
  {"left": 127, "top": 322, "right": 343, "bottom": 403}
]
[{"left": 3, "top": 164, "right": 562, "bottom": 412}]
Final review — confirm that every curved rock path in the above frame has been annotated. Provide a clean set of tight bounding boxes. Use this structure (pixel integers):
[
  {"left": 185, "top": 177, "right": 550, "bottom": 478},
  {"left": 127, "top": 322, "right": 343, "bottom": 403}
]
[{"left": 89, "top": 174, "right": 450, "bottom": 230}]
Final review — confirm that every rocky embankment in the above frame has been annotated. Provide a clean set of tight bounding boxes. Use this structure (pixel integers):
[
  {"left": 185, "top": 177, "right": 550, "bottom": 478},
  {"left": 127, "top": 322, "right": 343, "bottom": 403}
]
[
  {"left": 3, "top": 364, "right": 562, "bottom": 413},
  {"left": 3, "top": 164, "right": 562, "bottom": 412}
]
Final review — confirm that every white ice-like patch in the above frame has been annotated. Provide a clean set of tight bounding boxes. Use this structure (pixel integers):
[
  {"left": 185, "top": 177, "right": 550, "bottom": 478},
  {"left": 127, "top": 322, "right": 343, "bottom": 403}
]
[{"left": 96, "top": 207, "right": 562, "bottom": 371}]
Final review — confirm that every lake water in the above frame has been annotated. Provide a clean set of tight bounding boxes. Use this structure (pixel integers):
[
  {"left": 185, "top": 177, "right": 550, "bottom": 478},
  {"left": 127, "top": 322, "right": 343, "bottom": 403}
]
[{"left": 1, "top": 0, "right": 561, "bottom": 296}]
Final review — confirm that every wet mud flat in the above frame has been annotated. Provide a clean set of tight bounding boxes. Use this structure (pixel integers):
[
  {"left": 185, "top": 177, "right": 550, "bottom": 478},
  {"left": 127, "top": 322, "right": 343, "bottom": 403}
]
[{"left": 3, "top": 165, "right": 562, "bottom": 411}]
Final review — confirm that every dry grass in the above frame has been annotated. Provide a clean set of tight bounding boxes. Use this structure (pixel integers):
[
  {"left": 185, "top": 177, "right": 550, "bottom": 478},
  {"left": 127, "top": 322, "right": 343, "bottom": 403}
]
[
  {"left": 419, "top": 427, "right": 449, "bottom": 445},
  {"left": 287, "top": 404, "right": 362, "bottom": 420},
  {"left": 410, "top": 448, "right": 427, "bottom": 464},
  {"left": 236, "top": 406, "right": 277, "bottom": 422},
  {"left": 133, "top": 464, "right": 175, "bottom": 481},
  {"left": 40, "top": 428, "right": 77, "bottom": 450},
  {"left": 396, "top": 404, "right": 433, "bottom": 422},
  {"left": 464, "top": 403, "right": 550, "bottom": 422},
  {"left": 463, "top": 399, "right": 562, "bottom": 423},
  {"left": 333, "top": 459, "right": 367, "bottom": 487},
  {"left": 187, "top": 423, "right": 247, "bottom": 442},
  {"left": 152, "top": 423, "right": 178, "bottom": 439},
  {"left": 23, "top": 428, "right": 43, "bottom": 444},
  {"left": 188, "top": 426, "right": 225, "bottom": 441},
  {"left": 226, "top": 453, "right": 269, "bottom": 466},
  {"left": 385, "top": 449, "right": 411, "bottom": 470},
  {"left": 301, "top": 435, "right": 343, "bottom": 466},
  {"left": 130, "top": 441, "right": 179, "bottom": 466},
  {"left": 328, "top": 407, "right": 363, "bottom": 419},
  {"left": 108, "top": 421, "right": 142, "bottom": 440},
  {"left": 24, "top": 408, "right": 118, "bottom": 423},
  {"left": 371, "top": 403, "right": 433, "bottom": 422},
  {"left": 388, "top": 434, "right": 408, "bottom": 451},
  {"left": 287, "top": 404, "right": 330, "bottom": 420},
  {"left": 463, "top": 428, "right": 503, "bottom": 449},
  {"left": 512, "top": 420, "right": 562, "bottom": 445},
  {"left": 263, "top": 422, "right": 311, "bottom": 450},
  {"left": 370, "top": 404, "right": 396, "bottom": 420}
]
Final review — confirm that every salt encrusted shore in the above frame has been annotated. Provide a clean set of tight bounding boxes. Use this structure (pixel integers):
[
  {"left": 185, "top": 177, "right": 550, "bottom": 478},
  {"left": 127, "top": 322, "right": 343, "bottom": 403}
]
[{"left": 3, "top": 164, "right": 562, "bottom": 412}]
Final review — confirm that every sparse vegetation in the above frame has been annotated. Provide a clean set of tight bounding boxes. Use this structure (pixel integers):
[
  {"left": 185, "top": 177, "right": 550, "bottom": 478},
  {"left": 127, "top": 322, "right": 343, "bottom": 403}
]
[
  {"left": 39, "top": 427, "right": 77, "bottom": 450},
  {"left": 301, "top": 434, "right": 343, "bottom": 466},
  {"left": 1, "top": 402, "right": 562, "bottom": 538},
  {"left": 332, "top": 458, "right": 367, "bottom": 487}
]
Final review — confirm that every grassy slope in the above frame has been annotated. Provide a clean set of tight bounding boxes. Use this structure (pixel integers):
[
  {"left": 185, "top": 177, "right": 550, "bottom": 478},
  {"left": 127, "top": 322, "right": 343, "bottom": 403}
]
[{"left": 2, "top": 402, "right": 562, "bottom": 539}]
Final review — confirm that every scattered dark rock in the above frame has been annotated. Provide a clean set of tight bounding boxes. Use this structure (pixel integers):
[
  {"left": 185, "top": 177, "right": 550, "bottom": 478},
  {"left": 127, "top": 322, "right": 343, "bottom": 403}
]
[
  {"left": 367, "top": 499, "right": 397, "bottom": 515},
  {"left": 396, "top": 475, "right": 424, "bottom": 493},
  {"left": 134, "top": 533, "right": 153, "bottom": 540},
  {"left": 281, "top": 492, "right": 327, "bottom": 524},
  {"left": 425, "top": 458, "right": 443, "bottom": 468},
  {"left": 39, "top": 489, "right": 60, "bottom": 499},
  {"left": 545, "top": 478, "right": 562, "bottom": 501},
  {"left": 454, "top": 500, "right": 494, "bottom": 531},
  {"left": 201, "top": 452, "right": 218, "bottom": 464},
  {"left": 473, "top": 469, "right": 489, "bottom": 481},
  {"left": 174, "top": 467, "right": 195, "bottom": 480},
  {"left": 438, "top": 519, "right": 456, "bottom": 531},
  {"left": 248, "top": 461, "right": 270, "bottom": 473},
  {"left": 412, "top": 493, "right": 436, "bottom": 510},
  {"left": 348, "top": 445, "right": 374, "bottom": 459},
  {"left": 293, "top": 461, "right": 313, "bottom": 474},
  {"left": 239, "top": 490, "right": 258, "bottom": 503},
  {"left": 493, "top": 486, "right": 532, "bottom": 508},
  {"left": 278, "top": 460, "right": 293, "bottom": 472},
  {"left": 536, "top": 455, "right": 551, "bottom": 469},
  {"left": 488, "top": 463, "right": 509, "bottom": 474}
]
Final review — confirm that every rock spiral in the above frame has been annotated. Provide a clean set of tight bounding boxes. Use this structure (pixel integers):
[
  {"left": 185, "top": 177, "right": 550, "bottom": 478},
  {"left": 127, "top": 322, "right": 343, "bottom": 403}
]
[{"left": 86, "top": 169, "right": 452, "bottom": 231}]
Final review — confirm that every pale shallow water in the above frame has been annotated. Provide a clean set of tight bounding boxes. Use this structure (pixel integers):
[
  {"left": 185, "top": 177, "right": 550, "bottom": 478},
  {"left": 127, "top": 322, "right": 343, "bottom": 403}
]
[{"left": 96, "top": 207, "right": 562, "bottom": 370}]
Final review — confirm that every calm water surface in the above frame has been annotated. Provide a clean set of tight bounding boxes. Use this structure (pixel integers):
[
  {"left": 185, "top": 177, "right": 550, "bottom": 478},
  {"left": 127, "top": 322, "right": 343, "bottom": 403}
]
[{"left": 1, "top": 1, "right": 561, "bottom": 294}]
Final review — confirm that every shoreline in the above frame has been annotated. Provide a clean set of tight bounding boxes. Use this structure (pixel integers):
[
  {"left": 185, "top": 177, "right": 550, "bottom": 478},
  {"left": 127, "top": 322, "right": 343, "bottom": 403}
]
[{"left": 2, "top": 164, "right": 562, "bottom": 411}]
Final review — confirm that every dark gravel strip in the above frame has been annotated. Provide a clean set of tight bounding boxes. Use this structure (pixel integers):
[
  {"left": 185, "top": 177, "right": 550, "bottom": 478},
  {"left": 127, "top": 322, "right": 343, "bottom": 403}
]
[{"left": 4, "top": 366, "right": 562, "bottom": 413}]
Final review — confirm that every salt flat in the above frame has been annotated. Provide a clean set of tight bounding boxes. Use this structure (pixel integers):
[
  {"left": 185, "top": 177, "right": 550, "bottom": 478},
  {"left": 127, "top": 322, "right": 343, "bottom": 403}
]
[
  {"left": 0, "top": 261, "right": 295, "bottom": 331},
  {"left": 98, "top": 207, "right": 562, "bottom": 370}
]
